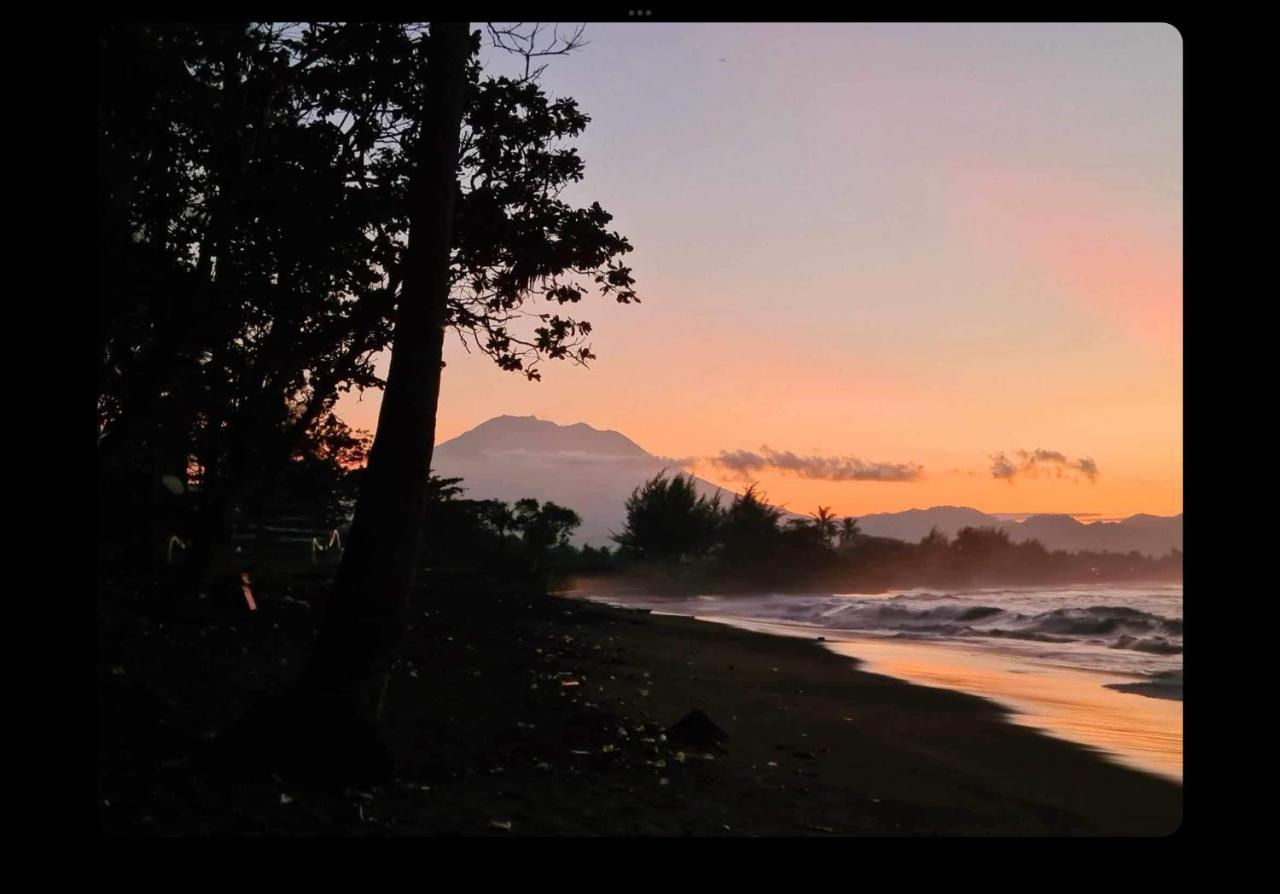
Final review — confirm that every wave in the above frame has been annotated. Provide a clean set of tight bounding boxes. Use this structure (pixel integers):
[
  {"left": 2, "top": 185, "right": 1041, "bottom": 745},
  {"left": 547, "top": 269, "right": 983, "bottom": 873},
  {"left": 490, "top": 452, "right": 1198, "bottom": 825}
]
[
  {"left": 1111, "top": 635, "right": 1183, "bottom": 655},
  {"left": 587, "top": 583, "right": 1182, "bottom": 694},
  {"left": 703, "top": 596, "right": 1182, "bottom": 657},
  {"left": 1104, "top": 670, "right": 1183, "bottom": 701}
]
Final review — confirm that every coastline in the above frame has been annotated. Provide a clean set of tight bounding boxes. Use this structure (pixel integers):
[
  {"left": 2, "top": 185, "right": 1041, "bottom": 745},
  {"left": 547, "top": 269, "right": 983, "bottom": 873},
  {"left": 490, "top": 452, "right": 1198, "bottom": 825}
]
[
  {"left": 680, "top": 615, "right": 1183, "bottom": 781},
  {"left": 556, "top": 597, "right": 1182, "bottom": 835},
  {"left": 98, "top": 576, "right": 1182, "bottom": 835},
  {"left": 566, "top": 577, "right": 1182, "bottom": 781}
]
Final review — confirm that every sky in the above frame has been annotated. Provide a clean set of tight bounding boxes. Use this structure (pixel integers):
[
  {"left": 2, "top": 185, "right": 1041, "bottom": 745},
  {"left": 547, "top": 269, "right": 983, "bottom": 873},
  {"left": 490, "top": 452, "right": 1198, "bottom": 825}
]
[{"left": 335, "top": 22, "right": 1182, "bottom": 521}]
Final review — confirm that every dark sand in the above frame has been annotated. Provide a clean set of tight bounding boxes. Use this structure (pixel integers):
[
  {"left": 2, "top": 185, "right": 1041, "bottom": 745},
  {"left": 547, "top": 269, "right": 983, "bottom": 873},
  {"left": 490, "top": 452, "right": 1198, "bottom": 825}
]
[{"left": 97, "top": 570, "right": 1181, "bottom": 835}]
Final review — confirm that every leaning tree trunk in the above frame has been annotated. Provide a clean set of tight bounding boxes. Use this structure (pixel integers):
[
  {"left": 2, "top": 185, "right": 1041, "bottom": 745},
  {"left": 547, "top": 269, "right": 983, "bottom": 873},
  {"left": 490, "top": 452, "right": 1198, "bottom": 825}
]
[{"left": 297, "top": 22, "right": 472, "bottom": 723}]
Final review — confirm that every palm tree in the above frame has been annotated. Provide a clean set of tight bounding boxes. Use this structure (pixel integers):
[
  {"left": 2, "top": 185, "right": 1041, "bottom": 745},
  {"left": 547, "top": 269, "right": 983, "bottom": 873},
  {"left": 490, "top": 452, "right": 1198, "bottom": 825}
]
[
  {"left": 812, "top": 506, "right": 838, "bottom": 547},
  {"left": 838, "top": 516, "right": 861, "bottom": 547}
]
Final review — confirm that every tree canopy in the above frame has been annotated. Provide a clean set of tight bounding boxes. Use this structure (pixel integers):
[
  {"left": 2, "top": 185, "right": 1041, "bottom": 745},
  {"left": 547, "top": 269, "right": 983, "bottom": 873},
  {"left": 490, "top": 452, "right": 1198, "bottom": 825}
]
[
  {"left": 97, "top": 22, "right": 637, "bottom": 565},
  {"left": 612, "top": 472, "right": 722, "bottom": 561}
]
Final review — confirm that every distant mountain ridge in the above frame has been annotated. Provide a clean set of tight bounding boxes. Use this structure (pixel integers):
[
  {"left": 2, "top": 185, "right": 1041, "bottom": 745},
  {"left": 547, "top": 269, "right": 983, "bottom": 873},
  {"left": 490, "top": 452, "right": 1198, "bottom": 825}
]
[
  {"left": 857, "top": 506, "right": 1182, "bottom": 556},
  {"left": 431, "top": 416, "right": 1182, "bottom": 556}
]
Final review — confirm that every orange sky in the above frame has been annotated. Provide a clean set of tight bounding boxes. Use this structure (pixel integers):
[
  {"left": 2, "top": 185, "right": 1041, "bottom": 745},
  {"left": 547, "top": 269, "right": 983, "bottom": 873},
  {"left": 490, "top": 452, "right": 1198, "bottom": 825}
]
[{"left": 335, "top": 23, "right": 1182, "bottom": 520}]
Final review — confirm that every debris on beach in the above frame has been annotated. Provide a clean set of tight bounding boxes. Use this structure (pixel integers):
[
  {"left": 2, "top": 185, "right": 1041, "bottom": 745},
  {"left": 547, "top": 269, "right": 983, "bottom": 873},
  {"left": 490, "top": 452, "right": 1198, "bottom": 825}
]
[
  {"left": 239, "top": 572, "right": 257, "bottom": 611},
  {"left": 667, "top": 710, "right": 728, "bottom": 751}
]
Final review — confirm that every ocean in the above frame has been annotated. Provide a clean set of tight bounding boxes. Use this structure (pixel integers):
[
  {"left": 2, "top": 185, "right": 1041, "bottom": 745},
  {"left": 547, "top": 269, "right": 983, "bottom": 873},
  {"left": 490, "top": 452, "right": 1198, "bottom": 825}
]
[{"left": 576, "top": 583, "right": 1183, "bottom": 781}]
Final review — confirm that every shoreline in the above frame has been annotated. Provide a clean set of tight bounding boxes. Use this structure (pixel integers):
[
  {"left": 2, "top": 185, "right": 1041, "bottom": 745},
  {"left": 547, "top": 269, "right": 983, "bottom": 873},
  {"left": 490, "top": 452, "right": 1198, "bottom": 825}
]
[
  {"left": 555, "top": 596, "right": 1182, "bottom": 835},
  {"left": 565, "top": 578, "right": 1182, "bottom": 782},
  {"left": 690, "top": 615, "right": 1183, "bottom": 782},
  {"left": 98, "top": 574, "right": 1182, "bottom": 835}
]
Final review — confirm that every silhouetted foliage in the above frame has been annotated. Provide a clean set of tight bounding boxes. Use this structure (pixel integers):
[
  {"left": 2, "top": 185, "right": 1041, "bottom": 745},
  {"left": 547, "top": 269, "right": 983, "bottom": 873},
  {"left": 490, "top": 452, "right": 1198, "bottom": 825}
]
[
  {"left": 718, "top": 485, "right": 783, "bottom": 567},
  {"left": 838, "top": 516, "right": 861, "bottom": 548},
  {"left": 512, "top": 498, "right": 582, "bottom": 580},
  {"left": 515, "top": 498, "right": 582, "bottom": 553},
  {"left": 612, "top": 472, "right": 722, "bottom": 561},
  {"left": 299, "top": 20, "right": 476, "bottom": 722},
  {"left": 811, "top": 506, "right": 838, "bottom": 547},
  {"left": 920, "top": 526, "right": 949, "bottom": 550},
  {"left": 97, "top": 21, "right": 636, "bottom": 574},
  {"left": 596, "top": 498, "right": 1181, "bottom": 593}
]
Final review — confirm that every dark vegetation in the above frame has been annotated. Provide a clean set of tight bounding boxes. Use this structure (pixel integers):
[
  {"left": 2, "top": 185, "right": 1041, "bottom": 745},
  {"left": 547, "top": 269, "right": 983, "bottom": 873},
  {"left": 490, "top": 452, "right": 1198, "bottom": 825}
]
[
  {"left": 98, "top": 20, "right": 637, "bottom": 790},
  {"left": 602, "top": 473, "right": 1184, "bottom": 593},
  {"left": 98, "top": 21, "right": 634, "bottom": 589}
]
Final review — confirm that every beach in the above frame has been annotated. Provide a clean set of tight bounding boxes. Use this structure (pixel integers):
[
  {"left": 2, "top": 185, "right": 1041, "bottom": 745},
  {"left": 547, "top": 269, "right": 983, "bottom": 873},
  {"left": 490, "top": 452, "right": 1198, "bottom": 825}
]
[
  {"left": 570, "top": 582, "right": 1183, "bottom": 782},
  {"left": 97, "top": 572, "right": 1182, "bottom": 835}
]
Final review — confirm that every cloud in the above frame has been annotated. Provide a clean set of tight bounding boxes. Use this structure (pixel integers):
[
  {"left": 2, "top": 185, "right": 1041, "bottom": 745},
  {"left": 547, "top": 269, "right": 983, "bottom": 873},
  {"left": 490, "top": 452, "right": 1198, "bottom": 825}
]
[
  {"left": 991, "top": 453, "right": 1019, "bottom": 480},
  {"left": 992, "top": 448, "right": 1100, "bottom": 484},
  {"left": 1027, "top": 449, "right": 1067, "bottom": 464},
  {"left": 711, "top": 446, "right": 924, "bottom": 482},
  {"left": 470, "top": 448, "right": 701, "bottom": 472},
  {"left": 652, "top": 455, "right": 700, "bottom": 470},
  {"left": 1075, "top": 457, "right": 1099, "bottom": 481},
  {"left": 475, "top": 449, "right": 673, "bottom": 468}
]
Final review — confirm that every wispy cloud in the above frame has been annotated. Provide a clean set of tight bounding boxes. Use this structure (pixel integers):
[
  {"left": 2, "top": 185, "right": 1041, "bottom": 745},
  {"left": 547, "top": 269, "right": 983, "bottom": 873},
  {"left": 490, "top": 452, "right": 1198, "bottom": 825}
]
[
  {"left": 711, "top": 447, "right": 924, "bottom": 482},
  {"left": 990, "top": 449, "right": 1100, "bottom": 484},
  {"left": 991, "top": 454, "right": 1019, "bottom": 480},
  {"left": 471, "top": 449, "right": 676, "bottom": 468},
  {"left": 651, "top": 455, "right": 700, "bottom": 470}
]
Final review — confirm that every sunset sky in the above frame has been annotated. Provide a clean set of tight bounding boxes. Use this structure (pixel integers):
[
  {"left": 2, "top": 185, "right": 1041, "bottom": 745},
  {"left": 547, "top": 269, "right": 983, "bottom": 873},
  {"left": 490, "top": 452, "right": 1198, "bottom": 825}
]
[{"left": 335, "top": 22, "right": 1182, "bottom": 521}]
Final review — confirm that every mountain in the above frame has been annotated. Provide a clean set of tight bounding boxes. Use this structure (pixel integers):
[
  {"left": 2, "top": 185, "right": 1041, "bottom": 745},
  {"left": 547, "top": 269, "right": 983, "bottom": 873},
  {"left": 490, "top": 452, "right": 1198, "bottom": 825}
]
[
  {"left": 1007, "top": 513, "right": 1183, "bottom": 556},
  {"left": 856, "top": 506, "right": 1002, "bottom": 542},
  {"left": 430, "top": 416, "right": 1183, "bottom": 555},
  {"left": 431, "top": 416, "right": 737, "bottom": 547},
  {"left": 858, "top": 507, "right": 1182, "bottom": 556},
  {"left": 438, "top": 414, "right": 650, "bottom": 458}
]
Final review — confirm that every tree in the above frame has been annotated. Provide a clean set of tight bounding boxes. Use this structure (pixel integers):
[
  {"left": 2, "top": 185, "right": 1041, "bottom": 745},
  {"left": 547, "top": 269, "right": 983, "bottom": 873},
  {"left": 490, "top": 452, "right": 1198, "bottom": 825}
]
[
  {"left": 780, "top": 517, "right": 831, "bottom": 556},
  {"left": 103, "top": 22, "right": 638, "bottom": 781},
  {"left": 297, "top": 20, "right": 473, "bottom": 722},
  {"left": 919, "top": 526, "right": 948, "bottom": 551},
  {"left": 953, "top": 526, "right": 1012, "bottom": 559},
  {"left": 612, "top": 472, "right": 722, "bottom": 561},
  {"left": 97, "top": 22, "right": 637, "bottom": 576},
  {"left": 479, "top": 499, "right": 518, "bottom": 544},
  {"left": 423, "top": 474, "right": 467, "bottom": 503},
  {"left": 838, "top": 516, "right": 862, "bottom": 548},
  {"left": 811, "top": 506, "right": 838, "bottom": 547},
  {"left": 513, "top": 498, "right": 582, "bottom": 576},
  {"left": 719, "top": 484, "right": 783, "bottom": 565}
]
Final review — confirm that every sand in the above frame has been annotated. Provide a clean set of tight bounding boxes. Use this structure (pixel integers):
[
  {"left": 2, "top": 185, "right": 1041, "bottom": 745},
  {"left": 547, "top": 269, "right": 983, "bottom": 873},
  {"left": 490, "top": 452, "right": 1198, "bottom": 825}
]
[{"left": 97, "top": 570, "right": 1181, "bottom": 835}]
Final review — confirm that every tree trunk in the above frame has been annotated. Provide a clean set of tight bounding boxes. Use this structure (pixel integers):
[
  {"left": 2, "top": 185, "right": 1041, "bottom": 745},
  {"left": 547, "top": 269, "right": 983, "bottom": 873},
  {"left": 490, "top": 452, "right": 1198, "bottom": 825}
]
[{"left": 297, "top": 22, "right": 471, "bottom": 722}]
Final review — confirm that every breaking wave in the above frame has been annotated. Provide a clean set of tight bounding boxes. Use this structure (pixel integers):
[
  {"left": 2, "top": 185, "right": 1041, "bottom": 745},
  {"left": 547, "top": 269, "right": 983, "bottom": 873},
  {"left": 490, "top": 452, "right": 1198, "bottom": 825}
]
[{"left": 603, "top": 584, "right": 1184, "bottom": 681}]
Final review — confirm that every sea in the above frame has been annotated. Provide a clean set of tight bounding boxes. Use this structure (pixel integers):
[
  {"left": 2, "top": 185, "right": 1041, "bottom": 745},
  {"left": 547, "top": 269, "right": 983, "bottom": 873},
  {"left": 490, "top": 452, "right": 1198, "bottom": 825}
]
[{"left": 575, "top": 582, "right": 1183, "bottom": 782}]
